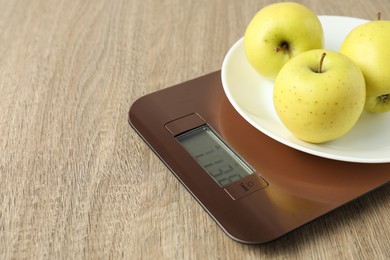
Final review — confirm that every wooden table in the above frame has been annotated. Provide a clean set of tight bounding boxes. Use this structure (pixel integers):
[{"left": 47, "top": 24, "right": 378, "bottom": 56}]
[{"left": 1, "top": 0, "right": 389, "bottom": 258}]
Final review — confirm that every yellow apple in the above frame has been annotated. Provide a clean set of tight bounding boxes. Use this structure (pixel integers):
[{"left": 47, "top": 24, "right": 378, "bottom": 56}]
[
  {"left": 244, "top": 2, "right": 324, "bottom": 80},
  {"left": 340, "top": 15, "right": 390, "bottom": 113},
  {"left": 273, "top": 50, "right": 366, "bottom": 143}
]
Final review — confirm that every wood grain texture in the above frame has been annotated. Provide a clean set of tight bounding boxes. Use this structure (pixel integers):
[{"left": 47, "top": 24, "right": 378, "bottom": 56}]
[{"left": 0, "top": 0, "right": 389, "bottom": 259}]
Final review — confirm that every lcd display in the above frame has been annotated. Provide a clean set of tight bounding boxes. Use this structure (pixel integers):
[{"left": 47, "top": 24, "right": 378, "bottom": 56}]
[{"left": 176, "top": 125, "right": 254, "bottom": 187}]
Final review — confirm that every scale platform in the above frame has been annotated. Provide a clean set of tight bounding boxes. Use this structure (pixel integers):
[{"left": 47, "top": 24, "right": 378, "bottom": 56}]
[{"left": 129, "top": 70, "right": 390, "bottom": 244}]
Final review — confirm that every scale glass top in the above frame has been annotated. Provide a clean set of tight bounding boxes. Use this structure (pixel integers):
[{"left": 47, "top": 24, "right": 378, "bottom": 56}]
[{"left": 129, "top": 71, "right": 390, "bottom": 244}]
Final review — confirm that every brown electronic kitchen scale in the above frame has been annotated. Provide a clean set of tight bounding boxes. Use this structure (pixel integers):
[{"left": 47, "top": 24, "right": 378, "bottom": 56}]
[{"left": 129, "top": 70, "right": 390, "bottom": 244}]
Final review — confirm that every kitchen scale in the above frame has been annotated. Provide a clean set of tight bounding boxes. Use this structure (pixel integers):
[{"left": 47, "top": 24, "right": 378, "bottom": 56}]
[
  {"left": 129, "top": 70, "right": 390, "bottom": 244},
  {"left": 129, "top": 16, "right": 390, "bottom": 244}
]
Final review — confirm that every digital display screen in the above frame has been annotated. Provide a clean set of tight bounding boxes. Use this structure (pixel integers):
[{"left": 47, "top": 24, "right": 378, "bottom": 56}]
[{"left": 176, "top": 125, "right": 254, "bottom": 187}]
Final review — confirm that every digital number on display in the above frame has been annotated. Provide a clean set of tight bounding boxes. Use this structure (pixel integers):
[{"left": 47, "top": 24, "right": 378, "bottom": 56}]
[{"left": 176, "top": 125, "right": 254, "bottom": 187}]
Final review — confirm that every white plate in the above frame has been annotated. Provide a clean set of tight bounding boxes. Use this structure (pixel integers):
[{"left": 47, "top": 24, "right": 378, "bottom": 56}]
[{"left": 222, "top": 15, "right": 390, "bottom": 163}]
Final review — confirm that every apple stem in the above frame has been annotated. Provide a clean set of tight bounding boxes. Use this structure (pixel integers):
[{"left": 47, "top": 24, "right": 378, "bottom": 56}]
[
  {"left": 377, "top": 12, "right": 382, "bottom": 20},
  {"left": 274, "top": 42, "right": 288, "bottom": 53},
  {"left": 317, "top": 53, "right": 326, "bottom": 73}
]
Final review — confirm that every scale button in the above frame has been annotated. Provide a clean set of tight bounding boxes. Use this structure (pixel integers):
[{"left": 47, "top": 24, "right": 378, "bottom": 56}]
[
  {"left": 165, "top": 113, "right": 205, "bottom": 136},
  {"left": 224, "top": 174, "right": 268, "bottom": 200}
]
